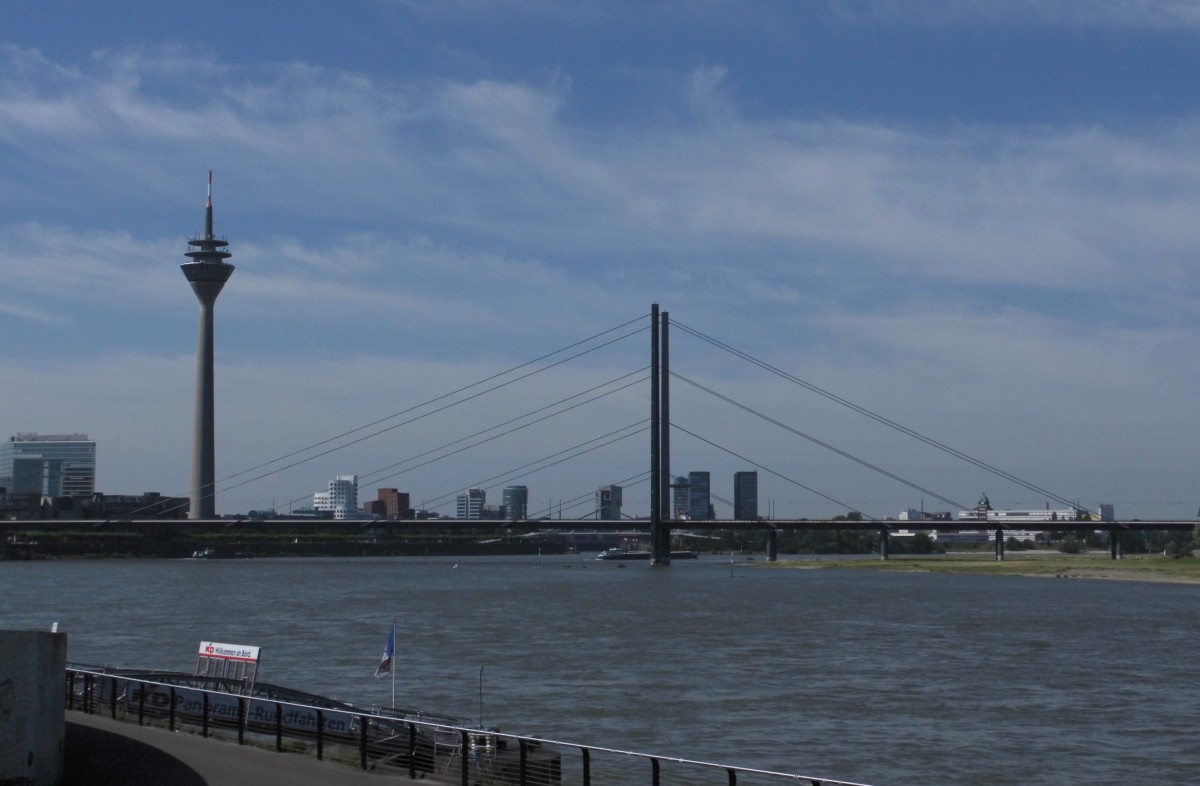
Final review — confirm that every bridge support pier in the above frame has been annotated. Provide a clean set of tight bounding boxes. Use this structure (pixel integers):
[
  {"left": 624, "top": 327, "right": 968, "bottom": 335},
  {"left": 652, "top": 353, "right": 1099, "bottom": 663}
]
[
  {"left": 880, "top": 530, "right": 889, "bottom": 561},
  {"left": 994, "top": 528, "right": 1005, "bottom": 561},
  {"left": 1110, "top": 526, "right": 1122, "bottom": 560},
  {"left": 766, "top": 527, "right": 778, "bottom": 562}
]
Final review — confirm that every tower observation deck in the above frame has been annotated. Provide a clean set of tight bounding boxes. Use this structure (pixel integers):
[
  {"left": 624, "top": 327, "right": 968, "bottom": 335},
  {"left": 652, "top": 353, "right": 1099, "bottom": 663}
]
[{"left": 181, "top": 172, "right": 235, "bottom": 519}]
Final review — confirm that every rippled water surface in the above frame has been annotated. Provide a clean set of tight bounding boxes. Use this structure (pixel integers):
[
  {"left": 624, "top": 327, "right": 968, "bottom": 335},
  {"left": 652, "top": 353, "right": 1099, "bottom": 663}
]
[{"left": 4, "top": 555, "right": 1197, "bottom": 785}]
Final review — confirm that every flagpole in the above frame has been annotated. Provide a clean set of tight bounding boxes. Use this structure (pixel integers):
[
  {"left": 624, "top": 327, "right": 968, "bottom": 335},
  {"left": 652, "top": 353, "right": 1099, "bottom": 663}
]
[{"left": 391, "top": 615, "right": 397, "bottom": 709}]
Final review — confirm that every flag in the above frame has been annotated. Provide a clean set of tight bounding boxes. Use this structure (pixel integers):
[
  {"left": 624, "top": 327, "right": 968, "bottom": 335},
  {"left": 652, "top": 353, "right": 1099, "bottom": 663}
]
[{"left": 374, "top": 621, "right": 395, "bottom": 679}]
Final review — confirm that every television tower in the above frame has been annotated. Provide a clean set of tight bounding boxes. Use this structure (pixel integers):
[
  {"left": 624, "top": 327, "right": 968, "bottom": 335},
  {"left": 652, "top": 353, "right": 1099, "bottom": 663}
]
[{"left": 181, "top": 172, "right": 235, "bottom": 519}]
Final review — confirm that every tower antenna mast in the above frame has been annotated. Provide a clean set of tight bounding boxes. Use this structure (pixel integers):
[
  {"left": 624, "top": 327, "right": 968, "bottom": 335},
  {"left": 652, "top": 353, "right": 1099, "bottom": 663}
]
[{"left": 181, "top": 172, "right": 236, "bottom": 519}]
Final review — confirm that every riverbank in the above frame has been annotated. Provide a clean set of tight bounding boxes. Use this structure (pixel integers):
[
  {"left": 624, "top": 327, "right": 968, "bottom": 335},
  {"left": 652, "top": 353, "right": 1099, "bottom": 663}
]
[
  {"left": 0, "top": 524, "right": 567, "bottom": 559},
  {"left": 762, "top": 552, "right": 1200, "bottom": 584}
]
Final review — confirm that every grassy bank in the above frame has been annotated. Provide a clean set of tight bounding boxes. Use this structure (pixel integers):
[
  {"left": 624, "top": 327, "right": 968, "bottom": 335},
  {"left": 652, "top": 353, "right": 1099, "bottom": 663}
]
[{"left": 762, "top": 552, "right": 1200, "bottom": 583}]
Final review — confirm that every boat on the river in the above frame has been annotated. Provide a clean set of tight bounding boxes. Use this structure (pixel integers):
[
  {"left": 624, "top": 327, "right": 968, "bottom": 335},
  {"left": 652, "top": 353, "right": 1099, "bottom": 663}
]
[
  {"left": 186, "top": 547, "right": 251, "bottom": 559},
  {"left": 596, "top": 547, "right": 697, "bottom": 561}
]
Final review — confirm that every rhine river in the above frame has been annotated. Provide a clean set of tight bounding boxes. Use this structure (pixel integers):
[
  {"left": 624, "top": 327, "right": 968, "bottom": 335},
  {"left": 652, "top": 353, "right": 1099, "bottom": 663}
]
[{"left": 3, "top": 554, "right": 1197, "bottom": 785}]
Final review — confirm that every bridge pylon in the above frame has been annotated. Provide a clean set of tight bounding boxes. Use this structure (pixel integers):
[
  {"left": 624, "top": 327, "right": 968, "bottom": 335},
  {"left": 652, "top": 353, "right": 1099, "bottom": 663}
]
[{"left": 650, "top": 304, "right": 673, "bottom": 565}]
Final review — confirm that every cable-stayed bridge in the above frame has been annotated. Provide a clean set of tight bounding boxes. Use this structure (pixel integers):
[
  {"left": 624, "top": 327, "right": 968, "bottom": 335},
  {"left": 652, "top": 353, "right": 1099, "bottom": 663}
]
[
  {"left": 17, "top": 304, "right": 1191, "bottom": 562},
  {"left": 3, "top": 514, "right": 1190, "bottom": 563}
]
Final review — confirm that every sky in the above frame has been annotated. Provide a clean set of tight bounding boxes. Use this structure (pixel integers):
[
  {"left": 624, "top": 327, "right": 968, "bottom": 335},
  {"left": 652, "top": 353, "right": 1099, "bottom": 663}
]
[{"left": 2, "top": 0, "right": 1199, "bottom": 520}]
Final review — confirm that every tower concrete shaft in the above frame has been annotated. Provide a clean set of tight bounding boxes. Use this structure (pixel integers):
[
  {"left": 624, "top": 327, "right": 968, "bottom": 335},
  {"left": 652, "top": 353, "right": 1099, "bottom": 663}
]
[{"left": 181, "top": 173, "right": 234, "bottom": 519}]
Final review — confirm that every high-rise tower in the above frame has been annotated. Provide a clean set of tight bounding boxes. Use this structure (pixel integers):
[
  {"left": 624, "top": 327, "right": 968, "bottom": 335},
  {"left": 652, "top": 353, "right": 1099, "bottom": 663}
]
[
  {"left": 181, "top": 172, "right": 235, "bottom": 519},
  {"left": 687, "top": 471, "right": 711, "bottom": 520},
  {"left": 596, "top": 485, "right": 623, "bottom": 521},
  {"left": 502, "top": 485, "right": 529, "bottom": 521},
  {"left": 734, "top": 471, "right": 758, "bottom": 520}
]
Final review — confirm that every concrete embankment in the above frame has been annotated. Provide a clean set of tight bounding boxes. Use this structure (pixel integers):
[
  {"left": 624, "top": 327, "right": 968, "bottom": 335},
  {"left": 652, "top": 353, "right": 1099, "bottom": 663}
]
[{"left": 0, "top": 630, "right": 67, "bottom": 785}]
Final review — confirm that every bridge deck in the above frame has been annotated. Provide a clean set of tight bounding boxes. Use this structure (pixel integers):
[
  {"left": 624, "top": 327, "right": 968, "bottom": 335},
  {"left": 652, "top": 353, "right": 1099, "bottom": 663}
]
[{"left": 5, "top": 518, "right": 1194, "bottom": 533}]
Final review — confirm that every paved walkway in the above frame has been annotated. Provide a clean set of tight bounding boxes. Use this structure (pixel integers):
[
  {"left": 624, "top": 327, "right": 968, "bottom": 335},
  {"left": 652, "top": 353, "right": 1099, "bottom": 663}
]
[{"left": 64, "top": 710, "right": 419, "bottom": 785}]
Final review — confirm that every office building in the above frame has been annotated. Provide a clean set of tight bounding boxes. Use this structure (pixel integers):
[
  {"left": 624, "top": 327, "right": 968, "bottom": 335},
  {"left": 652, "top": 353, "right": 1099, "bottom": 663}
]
[
  {"left": 954, "top": 493, "right": 1096, "bottom": 523},
  {"left": 687, "top": 471, "right": 711, "bottom": 521},
  {"left": 596, "top": 485, "right": 622, "bottom": 520},
  {"left": 670, "top": 475, "right": 689, "bottom": 520},
  {"left": 502, "top": 485, "right": 529, "bottom": 521},
  {"left": 456, "top": 488, "right": 485, "bottom": 520},
  {"left": 733, "top": 471, "right": 758, "bottom": 520},
  {"left": 0, "top": 434, "right": 96, "bottom": 497},
  {"left": 374, "top": 488, "right": 411, "bottom": 520}
]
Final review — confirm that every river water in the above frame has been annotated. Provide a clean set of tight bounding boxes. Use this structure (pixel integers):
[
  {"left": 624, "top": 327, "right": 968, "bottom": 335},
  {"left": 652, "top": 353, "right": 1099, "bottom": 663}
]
[{"left": 3, "top": 554, "right": 1196, "bottom": 785}]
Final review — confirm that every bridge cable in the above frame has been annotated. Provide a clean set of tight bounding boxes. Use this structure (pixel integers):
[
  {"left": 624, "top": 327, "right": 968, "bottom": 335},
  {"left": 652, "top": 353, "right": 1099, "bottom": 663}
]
[
  {"left": 157, "top": 322, "right": 651, "bottom": 518},
  {"left": 673, "top": 320, "right": 1091, "bottom": 515},
  {"left": 670, "top": 422, "right": 884, "bottom": 524},
  {"left": 418, "top": 420, "right": 649, "bottom": 514},
  {"left": 222, "top": 322, "right": 648, "bottom": 486},
  {"left": 526, "top": 471, "right": 652, "bottom": 521},
  {"left": 276, "top": 374, "right": 649, "bottom": 514},
  {"left": 132, "top": 313, "right": 653, "bottom": 518},
  {"left": 709, "top": 492, "right": 734, "bottom": 511},
  {"left": 422, "top": 422, "right": 647, "bottom": 513},
  {"left": 672, "top": 372, "right": 968, "bottom": 512},
  {"left": 232, "top": 312, "right": 650, "bottom": 482},
  {"left": 356, "top": 370, "right": 650, "bottom": 487}
]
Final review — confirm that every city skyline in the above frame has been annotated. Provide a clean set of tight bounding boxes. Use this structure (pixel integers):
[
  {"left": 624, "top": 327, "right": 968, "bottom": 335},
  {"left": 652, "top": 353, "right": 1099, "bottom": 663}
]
[{"left": 3, "top": 3, "right": 1200, "bottom": 519}]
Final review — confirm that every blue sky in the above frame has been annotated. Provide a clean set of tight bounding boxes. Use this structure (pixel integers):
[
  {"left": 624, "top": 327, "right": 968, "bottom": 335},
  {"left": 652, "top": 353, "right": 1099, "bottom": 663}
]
[{"left": 3, "top": 1, "right": 1199, "bottom": 519}]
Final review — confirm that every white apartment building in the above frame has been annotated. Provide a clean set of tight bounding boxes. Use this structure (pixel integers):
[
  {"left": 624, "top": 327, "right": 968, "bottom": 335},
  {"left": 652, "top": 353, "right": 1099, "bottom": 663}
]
[
  {"left": 456, "top": 488, "right": 485, "bottom": 519},
  {"left": 313, "top": 474, "right": 374, "bottom": 520}
]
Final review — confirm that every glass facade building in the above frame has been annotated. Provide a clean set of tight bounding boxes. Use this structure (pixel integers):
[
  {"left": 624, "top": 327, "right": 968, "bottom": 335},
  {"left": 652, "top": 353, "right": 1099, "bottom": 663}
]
[
  {"left": 0, "top": 433, "right": 96, "bottom": 497},
  {"left": 502, "top": 485, "right": 529, "bottom": 520},
  {"left": 687, "top": 471, "right": 711, "bottom": 520},
  {"left": 734, "top": 471, "right": 758, "bottom": 520},
  {"left": 671, "top": 475, "right": 689, "bottom": 519}
]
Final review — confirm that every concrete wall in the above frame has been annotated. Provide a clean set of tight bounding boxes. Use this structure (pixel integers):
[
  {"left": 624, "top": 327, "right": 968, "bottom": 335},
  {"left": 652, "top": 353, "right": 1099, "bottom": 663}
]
[{"left": 0, "top": 630, "right": 67, "bottom": 786}]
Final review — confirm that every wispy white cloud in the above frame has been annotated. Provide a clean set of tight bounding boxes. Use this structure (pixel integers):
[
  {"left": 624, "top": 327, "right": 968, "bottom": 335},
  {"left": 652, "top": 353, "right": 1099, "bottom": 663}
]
[
  {"left": 827, "top": 0, "right": 1200, "bottom": 29},
  {"left": 0, "top": 299, "right": 56, "bottom": 323},
  {"left": 2, "top": 48, "right": 1197, "bottom": 345},
  {"left": 379, "top": 0, "right": 601, "bottom": 23},
  {"left": 380, "top": 0, "right": 1200, "bottom": 31},
  {"left": 4, "top": 44, "right": 1197, "bottom": 309},
  {"left": 2, "top": 40, "right": 1199, "bottom": 516},
  {"left": 0, "top": 223, "right": 177, "bottom": 301}
]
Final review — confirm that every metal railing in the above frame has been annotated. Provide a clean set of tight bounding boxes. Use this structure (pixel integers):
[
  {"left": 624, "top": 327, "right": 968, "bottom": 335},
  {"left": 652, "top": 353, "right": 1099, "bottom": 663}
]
[{"left": 66, "top": 667, "right": 878, "bottom": 786}]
